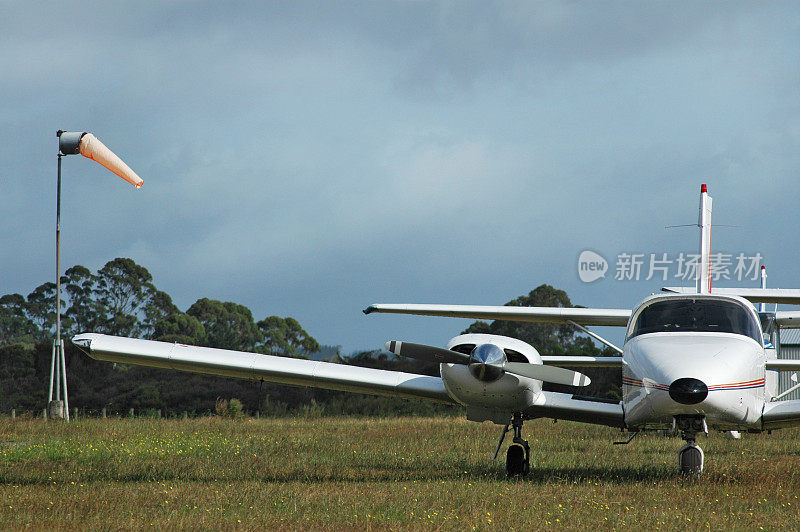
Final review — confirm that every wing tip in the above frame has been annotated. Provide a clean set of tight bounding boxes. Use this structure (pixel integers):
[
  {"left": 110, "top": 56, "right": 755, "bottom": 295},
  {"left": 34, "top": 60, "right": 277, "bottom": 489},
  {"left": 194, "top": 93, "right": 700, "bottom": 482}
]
[
  {"left": 363, "top": 305, "right": 376, "bottom": 315},
  {"left": 71, "top": 333, "right": 96, "bottom": 351}
]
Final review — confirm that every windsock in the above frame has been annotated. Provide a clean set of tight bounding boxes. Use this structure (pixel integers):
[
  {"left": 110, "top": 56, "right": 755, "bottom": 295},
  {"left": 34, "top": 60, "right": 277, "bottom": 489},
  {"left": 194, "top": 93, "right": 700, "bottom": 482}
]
[{"left": 78, "top": 133, "right": 143, "bottom": 188}]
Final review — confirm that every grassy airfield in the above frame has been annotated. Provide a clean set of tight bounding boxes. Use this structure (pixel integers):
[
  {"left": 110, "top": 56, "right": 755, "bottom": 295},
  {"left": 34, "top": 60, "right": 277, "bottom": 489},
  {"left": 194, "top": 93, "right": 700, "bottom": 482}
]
[{"left": 0, "top": 416, "right": 799, "bottom": 530}]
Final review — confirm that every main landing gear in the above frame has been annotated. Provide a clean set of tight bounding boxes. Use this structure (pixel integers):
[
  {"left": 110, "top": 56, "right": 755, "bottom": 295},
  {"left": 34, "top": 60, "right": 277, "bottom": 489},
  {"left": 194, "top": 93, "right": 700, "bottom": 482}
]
[
  {"left": 494, "top": 413, "right": 530, "bottom": 477},
  {"left": 674, "top": 415, "right": 706, "bottom": 475}
]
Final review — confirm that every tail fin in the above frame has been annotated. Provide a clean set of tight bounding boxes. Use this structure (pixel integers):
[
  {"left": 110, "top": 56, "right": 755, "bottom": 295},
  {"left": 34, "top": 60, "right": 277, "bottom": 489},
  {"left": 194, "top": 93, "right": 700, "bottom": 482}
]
[{"left": 697, "top": 184, "right": 713, "bottom": 294}]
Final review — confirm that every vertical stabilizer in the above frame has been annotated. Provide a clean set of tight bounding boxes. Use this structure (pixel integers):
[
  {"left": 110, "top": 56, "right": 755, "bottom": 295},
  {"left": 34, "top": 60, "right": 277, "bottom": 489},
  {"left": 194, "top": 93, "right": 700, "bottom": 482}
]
[
  {"left": 697, "top": 184, "right": 713, "bottom": 294},
  {"left": 760, "top": 266, "right": 767, "bottom": 313}
]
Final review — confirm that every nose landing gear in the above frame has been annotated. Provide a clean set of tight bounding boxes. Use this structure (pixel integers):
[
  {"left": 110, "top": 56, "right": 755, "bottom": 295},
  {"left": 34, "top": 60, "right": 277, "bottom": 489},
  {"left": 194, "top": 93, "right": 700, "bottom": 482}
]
[
  {"left": 501, "top": 413, "right": 530, "bottom": 477},
  {"left": 674, "top": 415, "right": 706, "bottom": 475}
]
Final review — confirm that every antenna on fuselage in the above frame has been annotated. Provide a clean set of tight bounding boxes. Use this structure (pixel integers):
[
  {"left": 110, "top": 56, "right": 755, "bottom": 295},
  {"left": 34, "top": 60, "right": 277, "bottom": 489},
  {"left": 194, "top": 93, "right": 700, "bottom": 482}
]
[{"left": 697, "top": 184, "right": 713, "bottom": 294}]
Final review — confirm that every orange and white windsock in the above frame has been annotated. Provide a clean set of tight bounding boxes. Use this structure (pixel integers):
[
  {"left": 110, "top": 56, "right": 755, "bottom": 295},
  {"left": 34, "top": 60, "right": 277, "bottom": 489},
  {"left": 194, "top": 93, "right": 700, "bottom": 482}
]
[{"left": 78, "top": 133, "right": 143, "bottom": 188}]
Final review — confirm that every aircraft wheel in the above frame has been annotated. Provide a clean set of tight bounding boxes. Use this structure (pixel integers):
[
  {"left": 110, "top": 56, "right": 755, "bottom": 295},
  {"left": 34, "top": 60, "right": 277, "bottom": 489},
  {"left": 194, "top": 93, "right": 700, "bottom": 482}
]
[
  {"left": 506, "top": 444, "right": 528, "bottom": 477},
  {"left": 678, "top": 442, "right": 704, "bottom": 475}
]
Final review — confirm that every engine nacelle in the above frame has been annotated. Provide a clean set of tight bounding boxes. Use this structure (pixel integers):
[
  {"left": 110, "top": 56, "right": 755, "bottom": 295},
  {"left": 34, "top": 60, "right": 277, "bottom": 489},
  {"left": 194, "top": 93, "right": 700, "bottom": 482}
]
[{"left": 440, "top": 334, "right": 543, "bottom": 410}]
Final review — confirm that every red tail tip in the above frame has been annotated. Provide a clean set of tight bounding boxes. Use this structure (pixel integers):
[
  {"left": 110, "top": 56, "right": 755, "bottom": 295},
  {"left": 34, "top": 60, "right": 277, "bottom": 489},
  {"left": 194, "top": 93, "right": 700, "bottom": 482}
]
[
  {"left": 701, "top": 184, "right": 707, "bottom": 193},
  {"left": 761, "top": 265, "right": 766, "bottom": 270}
]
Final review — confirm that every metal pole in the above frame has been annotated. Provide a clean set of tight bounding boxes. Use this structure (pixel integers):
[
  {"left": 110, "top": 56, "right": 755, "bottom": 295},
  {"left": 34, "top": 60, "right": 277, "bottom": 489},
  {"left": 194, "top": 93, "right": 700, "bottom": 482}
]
[
  {"left": 48, "top": 341, "right": 56, "bottom": 402},
  {"left": 60, "top": 342, "right": 69, "bottom": 421},
  {"left": 56, "top": 153, "right": 62, "bottom": 351},
  {"left": 49, "top": 154, "right": 63, "bottom": 408},
  {"left": 51, "top": 149, "right": 69, "bottom": 421},
  {"left": 54, "top": 344, "right": 60, "bottom": 401}
]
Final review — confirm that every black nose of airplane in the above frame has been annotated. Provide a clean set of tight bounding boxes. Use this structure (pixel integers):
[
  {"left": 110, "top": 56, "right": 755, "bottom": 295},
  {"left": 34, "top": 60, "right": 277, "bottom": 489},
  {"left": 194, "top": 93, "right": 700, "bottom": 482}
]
[{"left": 669, "top": 378, "right": 709, "bottom": 405}]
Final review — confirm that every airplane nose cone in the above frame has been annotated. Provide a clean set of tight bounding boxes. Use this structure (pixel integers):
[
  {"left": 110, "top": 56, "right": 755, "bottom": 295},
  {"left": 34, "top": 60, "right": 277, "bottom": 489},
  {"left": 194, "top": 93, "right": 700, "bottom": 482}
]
[
  {"left": 669, "top": 378, "right": 709, "bottom": 405},
  {"left": 468, "top": 344, "right": 506, "bottom": 382}
]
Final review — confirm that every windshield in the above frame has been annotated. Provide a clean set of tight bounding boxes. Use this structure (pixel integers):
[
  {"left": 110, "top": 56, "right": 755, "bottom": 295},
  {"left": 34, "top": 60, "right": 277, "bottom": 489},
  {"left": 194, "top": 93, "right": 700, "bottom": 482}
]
[{"left": 629, "top": 298, "right": 761, "bottom": 342}]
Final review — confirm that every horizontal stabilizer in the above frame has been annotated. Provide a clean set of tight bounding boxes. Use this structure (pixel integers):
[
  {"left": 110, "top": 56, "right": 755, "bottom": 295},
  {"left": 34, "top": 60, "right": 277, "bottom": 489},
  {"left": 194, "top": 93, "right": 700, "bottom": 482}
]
[
  {"left": 662, "top": 287, "right": 800, "bottom": 305},
  {"left": 365, "top": 304, "right": 631, "bottom": 327}
]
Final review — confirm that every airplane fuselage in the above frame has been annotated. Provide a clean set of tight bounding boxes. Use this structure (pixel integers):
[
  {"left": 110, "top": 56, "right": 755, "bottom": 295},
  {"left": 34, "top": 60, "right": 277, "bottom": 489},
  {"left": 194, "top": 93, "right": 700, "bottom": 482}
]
[
  {"left": 621, "top": 294, "right": 768, "bottom": 431},
  {"left": 434, "top": 294, "right": 773, "bottom": 433}
]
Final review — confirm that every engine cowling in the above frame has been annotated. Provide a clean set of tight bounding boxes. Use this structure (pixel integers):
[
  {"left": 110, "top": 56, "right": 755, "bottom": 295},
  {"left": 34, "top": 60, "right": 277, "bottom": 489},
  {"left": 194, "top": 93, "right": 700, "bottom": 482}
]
[{"left": 440, "top": 333, "right": 543, "bottom": 410}]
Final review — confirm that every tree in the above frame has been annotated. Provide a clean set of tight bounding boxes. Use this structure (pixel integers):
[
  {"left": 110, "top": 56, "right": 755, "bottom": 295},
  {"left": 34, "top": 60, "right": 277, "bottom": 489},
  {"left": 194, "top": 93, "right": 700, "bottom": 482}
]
[
  {"left": 187, "top": 298, "right": 262, "bottom": 351},
  {"left": 153, "top": 313, "right": 206, "bottom": 344},
  {"left": 257, "top": 316, "right": 320, "bottom": 358},
  {"left": 26, "top": 282, "right": 61, "bottom": 341},
  {"left": 0, "top": 343, "right": 43, "bottom": 411},
  {"left": 463, "top": 284, "right": 621, "bottom": 399},
  {"left": 63, "top": 265, "right": 101, "bottom": 336},
  {"left": 0, "top": 294, "right": 37, "bottom": 346},
  {"left": 141, "top": 289, "right": 180, "bottom": 339},
  {"left": 94, "top": 258, "right": 177, "bottom": 338},
  {"left": 463, "top": 284, "right": 576, "bottom": 355}
]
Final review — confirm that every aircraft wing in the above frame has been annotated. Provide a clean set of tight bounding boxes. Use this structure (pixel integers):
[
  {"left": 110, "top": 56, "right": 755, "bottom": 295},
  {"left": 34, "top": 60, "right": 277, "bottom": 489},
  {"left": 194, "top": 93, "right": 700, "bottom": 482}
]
[
  {"left": 540, "top": 356, "right": 623, "bottom": 368},
  {"left": 524, "top": 391, "right": 625, "bottom": 428},
  {"left": 364, "top": 304, "right": 631, "bottom": 327},
  {"left": 775, "top": 312, "right": 800, "bottom": 329},
  {"left": 765, "top": 359, "right": 800, "bottom": 371},
  {"left": 762, "top": 399, "right": 800, "bottom": 429},
  {"left": 72, "top": 333, "right": 457, "bottom": 404},
  {"left": 663, "top": 287, "right": 800, "bottom": 305}
]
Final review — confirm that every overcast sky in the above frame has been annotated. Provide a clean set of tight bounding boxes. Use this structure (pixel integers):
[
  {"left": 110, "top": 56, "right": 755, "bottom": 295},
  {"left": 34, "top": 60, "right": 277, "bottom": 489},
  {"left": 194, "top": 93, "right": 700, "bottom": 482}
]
[{"left": 2, "top": 2, "right": 799, "bottom": 353}]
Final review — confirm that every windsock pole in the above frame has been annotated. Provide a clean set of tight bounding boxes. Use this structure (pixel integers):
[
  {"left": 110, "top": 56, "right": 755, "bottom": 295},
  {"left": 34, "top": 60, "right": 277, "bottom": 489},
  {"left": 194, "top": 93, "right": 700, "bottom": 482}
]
[
  {"left": 48, "top": 130, "right": 143, "bottom": 420},
  {"left": 48, "top": 149, "right": 70, "bottom": 421}
]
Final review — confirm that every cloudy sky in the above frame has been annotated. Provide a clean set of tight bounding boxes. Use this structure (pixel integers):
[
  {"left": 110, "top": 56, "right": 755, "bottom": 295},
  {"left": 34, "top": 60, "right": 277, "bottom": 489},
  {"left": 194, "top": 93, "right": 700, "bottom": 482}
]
[{"left": 2, "top": 2, "right": 799, "bottom": 353}]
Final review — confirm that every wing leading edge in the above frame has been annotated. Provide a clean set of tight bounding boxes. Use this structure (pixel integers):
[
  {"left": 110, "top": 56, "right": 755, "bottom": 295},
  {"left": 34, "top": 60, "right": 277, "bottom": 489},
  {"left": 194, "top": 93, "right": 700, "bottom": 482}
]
[
  {"left": 762, "top": 399, "right": 800, "bottom": 429},
  {"left": 663, "top": 286, "right": 800, "bottom": 305},
  {"left": 72, "top": 333, "right": 457, "bottom": 404},
  {"left": 525, "top": 391, "right": 625, "bottom": 428},
  {"left": 364, "top": 304, "right": 631, "bottom": 327},
  {"left": 73, "top": 333, "right": 628, "bottom": 427}
]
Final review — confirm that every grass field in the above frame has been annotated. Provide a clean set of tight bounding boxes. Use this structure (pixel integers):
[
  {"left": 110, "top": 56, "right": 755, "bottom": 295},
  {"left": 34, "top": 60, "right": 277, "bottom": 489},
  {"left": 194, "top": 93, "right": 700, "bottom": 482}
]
[{"left": 1, "top": 416, "right": 799, "bottom": 530}]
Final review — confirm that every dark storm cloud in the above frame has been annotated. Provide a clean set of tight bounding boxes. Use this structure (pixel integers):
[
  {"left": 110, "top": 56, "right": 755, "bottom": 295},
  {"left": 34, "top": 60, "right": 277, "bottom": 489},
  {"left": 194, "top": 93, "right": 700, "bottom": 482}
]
[{"left": 1, "top": 2, "right": 799, "bottom": 352}]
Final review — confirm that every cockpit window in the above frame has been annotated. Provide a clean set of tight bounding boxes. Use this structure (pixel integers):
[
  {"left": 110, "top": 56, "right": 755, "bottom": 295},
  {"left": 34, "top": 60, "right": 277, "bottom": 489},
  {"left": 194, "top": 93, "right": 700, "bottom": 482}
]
[{"left": 629, "top": 298, "right": 761, "bottom": 343}]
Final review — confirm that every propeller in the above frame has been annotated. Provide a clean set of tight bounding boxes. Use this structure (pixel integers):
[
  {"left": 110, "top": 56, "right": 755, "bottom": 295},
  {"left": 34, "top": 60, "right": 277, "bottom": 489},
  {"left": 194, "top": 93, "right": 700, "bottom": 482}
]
[
  {"left": 386, "top": 341, "right": 591, "bottom": 387},
  {"left": 385, "top": 341, "right": 469, "bottom": 364}
]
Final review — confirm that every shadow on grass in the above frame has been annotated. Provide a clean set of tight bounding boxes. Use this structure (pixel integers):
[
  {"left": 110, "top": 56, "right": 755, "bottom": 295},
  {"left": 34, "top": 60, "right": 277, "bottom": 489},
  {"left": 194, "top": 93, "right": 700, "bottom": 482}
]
[
  {"left": 0, "top": 460, "right": 682, "bottom": 486},
  {"left": 516, "top": 465, "right": 679, "bottom": 483}
]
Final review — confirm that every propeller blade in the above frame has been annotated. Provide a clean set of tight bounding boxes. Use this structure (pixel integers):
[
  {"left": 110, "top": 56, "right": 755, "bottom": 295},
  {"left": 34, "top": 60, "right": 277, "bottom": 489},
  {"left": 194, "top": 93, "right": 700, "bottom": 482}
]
[
  {"left": 503, "top": 362, "right": 591, "bottom": 387},
  {"left": 385, "top": 341, "right": 470, "bottom": 364}
]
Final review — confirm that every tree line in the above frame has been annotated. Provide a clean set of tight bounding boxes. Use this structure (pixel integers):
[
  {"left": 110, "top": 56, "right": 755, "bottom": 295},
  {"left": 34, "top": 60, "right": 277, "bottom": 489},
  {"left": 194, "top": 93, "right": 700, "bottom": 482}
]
[{"left": 0, "top": 259, "right": 619, "bottom": 416}]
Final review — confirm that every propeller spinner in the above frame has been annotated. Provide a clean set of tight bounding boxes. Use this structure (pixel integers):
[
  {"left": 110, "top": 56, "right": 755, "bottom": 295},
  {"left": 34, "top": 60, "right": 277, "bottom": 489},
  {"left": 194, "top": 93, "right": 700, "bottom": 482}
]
[{"left": 386, "top": 341, "right": 591, "bottom": 387}]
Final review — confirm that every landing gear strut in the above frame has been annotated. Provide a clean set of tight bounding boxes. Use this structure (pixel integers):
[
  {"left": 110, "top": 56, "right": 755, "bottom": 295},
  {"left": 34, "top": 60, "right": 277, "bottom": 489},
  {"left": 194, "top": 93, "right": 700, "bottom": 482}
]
[
  {"left": 674, "top": 415, "right": 706, "bottom": 475},
  {"left": 506, "top": 413, "right": 530, "bottom": 477}
]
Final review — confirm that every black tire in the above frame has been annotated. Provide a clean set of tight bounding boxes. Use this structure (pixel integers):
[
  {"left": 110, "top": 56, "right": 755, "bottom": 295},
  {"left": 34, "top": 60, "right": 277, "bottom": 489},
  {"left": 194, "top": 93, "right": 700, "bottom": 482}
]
[
  {"left": 506, "top": 444, "right": 526, "bottom": 477},
  {"left": 679, "top": 446, "right": 703, "bottom": 474}
]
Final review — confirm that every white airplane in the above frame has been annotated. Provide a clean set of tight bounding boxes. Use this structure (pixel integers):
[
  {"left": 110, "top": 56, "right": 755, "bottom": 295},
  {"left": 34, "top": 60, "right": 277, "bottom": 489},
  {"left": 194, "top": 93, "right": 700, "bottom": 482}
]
[{"left": 72, "top": 185, "right": 800, "bottom": 476}]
